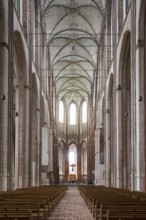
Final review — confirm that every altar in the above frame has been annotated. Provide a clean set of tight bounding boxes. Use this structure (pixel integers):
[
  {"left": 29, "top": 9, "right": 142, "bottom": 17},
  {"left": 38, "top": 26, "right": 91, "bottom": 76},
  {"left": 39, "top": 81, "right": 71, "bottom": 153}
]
[{"left": 69, "top": 174, "right": 76, "bottom": 182}]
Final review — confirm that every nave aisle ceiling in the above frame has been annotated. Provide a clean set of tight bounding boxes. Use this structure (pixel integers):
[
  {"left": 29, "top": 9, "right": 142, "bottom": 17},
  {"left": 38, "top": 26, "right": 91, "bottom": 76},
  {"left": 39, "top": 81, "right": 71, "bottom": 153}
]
[{"left": 41, "top": 0, "right": 106, "bottom": 105}]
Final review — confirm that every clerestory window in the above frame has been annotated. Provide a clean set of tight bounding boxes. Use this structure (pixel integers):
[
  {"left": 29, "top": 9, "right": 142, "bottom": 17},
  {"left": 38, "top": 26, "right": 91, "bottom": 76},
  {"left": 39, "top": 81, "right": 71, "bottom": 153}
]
[
  {"left": 82, "top": 101, "right": 87, "bottom": 123},
  {"left": 59, "top": 101, "right": 64, "bottom": 123},
  {"left": 70, "top": 103, "right": 76, "bottom": 125}
]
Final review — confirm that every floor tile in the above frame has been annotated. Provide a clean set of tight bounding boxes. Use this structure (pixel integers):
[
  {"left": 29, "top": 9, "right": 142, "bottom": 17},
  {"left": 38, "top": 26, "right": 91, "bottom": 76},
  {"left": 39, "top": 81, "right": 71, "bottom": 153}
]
[{"left": 47, "top": 187, "right": 93, "bottom": 220}]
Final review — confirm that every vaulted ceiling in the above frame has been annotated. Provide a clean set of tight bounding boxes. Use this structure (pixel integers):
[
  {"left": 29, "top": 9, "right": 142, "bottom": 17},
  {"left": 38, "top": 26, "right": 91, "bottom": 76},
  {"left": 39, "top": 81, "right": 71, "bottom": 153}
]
[{"left": 41, "top": 0, "right": 106, "bottom": 105}]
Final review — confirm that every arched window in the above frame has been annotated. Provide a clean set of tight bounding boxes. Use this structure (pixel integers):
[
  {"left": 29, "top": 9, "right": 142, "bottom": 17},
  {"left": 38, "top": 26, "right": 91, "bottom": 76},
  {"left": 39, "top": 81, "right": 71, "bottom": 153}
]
[
  {"left": 69, "top": 144, "right": 77, "bottom": 174},
  {"left": 82, "top": 101, "right": 87, "bottom": 123},
  {"left": 59, "top": 101, "right": 64, "bottom": 123},
  {"left": 70, "top": 103, "right": 76, "bottom": 125},
  {"left": 125, "top": 0, "right": 130, "bottom": 13},
  {"left": 14, "top": 0, "right": 20, "bottom": 17},
  {"left": 69, "top": 151, "right": 74, "bottom": 164}
]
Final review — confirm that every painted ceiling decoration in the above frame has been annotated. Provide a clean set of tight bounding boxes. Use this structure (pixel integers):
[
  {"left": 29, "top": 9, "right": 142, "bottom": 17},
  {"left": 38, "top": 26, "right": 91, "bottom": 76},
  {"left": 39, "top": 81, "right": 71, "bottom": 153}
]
[{"left": 41, "top": 0, "right": 106, "bottom": 105}]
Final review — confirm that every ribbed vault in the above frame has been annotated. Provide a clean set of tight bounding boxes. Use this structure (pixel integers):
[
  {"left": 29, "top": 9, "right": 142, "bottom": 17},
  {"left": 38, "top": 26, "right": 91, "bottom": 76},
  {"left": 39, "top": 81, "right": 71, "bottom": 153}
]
[{"left": 41, "top": 0, "right": 105, "bottom": 104}]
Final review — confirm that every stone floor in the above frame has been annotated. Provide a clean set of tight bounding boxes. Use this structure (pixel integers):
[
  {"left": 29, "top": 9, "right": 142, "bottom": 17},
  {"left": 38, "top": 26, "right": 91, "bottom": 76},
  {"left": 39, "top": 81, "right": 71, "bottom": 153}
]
[{"left": 47, "top": 186, "right": 94, "bottom": 220}]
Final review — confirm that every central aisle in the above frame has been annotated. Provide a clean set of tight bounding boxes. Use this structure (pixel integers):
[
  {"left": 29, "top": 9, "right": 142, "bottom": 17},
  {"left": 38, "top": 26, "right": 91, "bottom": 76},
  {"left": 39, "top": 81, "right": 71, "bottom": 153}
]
[{"left": 47, "top": 186, "right": 94, "bottom": 220}]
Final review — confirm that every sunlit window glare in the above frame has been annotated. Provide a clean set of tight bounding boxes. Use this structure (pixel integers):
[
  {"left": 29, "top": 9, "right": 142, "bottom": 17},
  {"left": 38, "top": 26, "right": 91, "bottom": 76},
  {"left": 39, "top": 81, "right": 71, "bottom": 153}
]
[
  {"left": 59, "top": 101, "right": 64, "bottom": 123},
  {"left": 69, "top": 151, "right": 74, "bottom": 164},
  {"left": 82, "top": 101, "right": 87, "bottom": 123},
  {"left": 70, "top": 103, "right": 76, "bottom": 125}
]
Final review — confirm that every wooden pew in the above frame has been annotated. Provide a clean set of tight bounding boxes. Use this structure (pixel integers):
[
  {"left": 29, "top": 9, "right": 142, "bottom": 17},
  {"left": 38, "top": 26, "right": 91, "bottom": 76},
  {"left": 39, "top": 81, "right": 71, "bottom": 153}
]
[
  {"left": 0, "top": 185, "right": 67, "bottom": 219},
  {"left": 0, "top": 210, "right": 32, "bottom": 219},
  {"left": 92, "top": 197, "right": 146, "bottom": 217},
  {"left": 79, "top": 186, "right": 146, "bottom": 220},
  {"left": 98, "top": 204, "right": 146, "bottom": 220},
  {"left": 0, "top": 199, "right": 48, "bottom": 219},
  {"left": 106, "top": 209, "right": 146, "bottom": 220}
]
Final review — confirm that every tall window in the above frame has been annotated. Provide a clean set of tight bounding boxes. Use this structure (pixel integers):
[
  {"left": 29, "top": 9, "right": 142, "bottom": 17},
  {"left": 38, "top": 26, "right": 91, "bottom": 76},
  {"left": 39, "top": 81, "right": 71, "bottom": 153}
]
[
  {"left": 69, "top": 144, "right": 77, "bottom": 174},
  {"left": 69, "top": 152, "right": 74, "bottom": 164},
  {"left": 59, "top": 101, "right": 64, "bottom": 123},
  {"left": 125, "top": 0, "right": 130, "bottom": 13},
  {"left": 82, "top": 101, "right": 87, "bottom": 123},
  {"left": 70, "top": 103, "right": 76, "bottom": 125},
  {"left": 14, "top": 0, "right": 20, "bottom": 18}
]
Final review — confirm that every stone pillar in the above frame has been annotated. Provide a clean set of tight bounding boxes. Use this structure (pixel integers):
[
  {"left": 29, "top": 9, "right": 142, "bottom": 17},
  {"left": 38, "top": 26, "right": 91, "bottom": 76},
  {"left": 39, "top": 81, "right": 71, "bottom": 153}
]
[
  {"left": 77, "top": 104, "right": 81, "bottom": 181},
  {"left": 83, "top": 148, "right": 87, "bottom": 179},
  {"left": 65, "top": 147, "right": 69, "bottom": 182},
  {"left": 27, "top": 0, "right": 33, "bottom": 187},
  {"left": 23, "top": 85, "right": 30, "bottom": 187},
  {"left": 95, "top": 129, "right": 100, "bottom": 185},
  {"left": 0, "top": 41, "right": 9, "bottom": 190},
  {"left": 62, "top": 148, "right": 65, "bottom": 181},
  {"left": 53, "top": 141, "right": 59, "bottom": 184},
  {"left": 87, "top": 141, "right": 94, "bottom": 184},
  {"left": 36, "top": 108, "right": 40, "bottom": 186},
  {"left": 135, "top": 41, "right": 145, "bottom": 191},
  {"left": 14, "top": 87, "right": 19, "bottom": 188},
  {"left": 48, "top": 128, "right": 53, "bottom": 173},
  {"left": 116, "top": 85, "right": 122, "bottom": 188},
  {"left": 7, "top": 0, "right": 14, "bottom": 190},
  {"left": 105, "top": 110, "right": 111, "bottom": 187},
  {"left": 0, "top": 1, "right": 11, "bottom": 191},
  {"left": 130, "top": 0, "right": 136, "bottom": 191},
  {"left": 41, "top": 125, "right": 49, "bottom": 184},
  {"left": 77, "top": 146, "right": 81, "bottom": 181}
]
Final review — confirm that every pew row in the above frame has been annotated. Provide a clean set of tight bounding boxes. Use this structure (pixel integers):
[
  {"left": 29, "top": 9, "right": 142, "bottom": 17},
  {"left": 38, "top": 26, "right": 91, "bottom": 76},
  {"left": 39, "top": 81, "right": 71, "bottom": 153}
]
[
  {"left": 78, "top": 185, "right": 146, "bottom": 220},
  {"left": 0, "top": 185, "right": 68, "bottom": 219}
]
